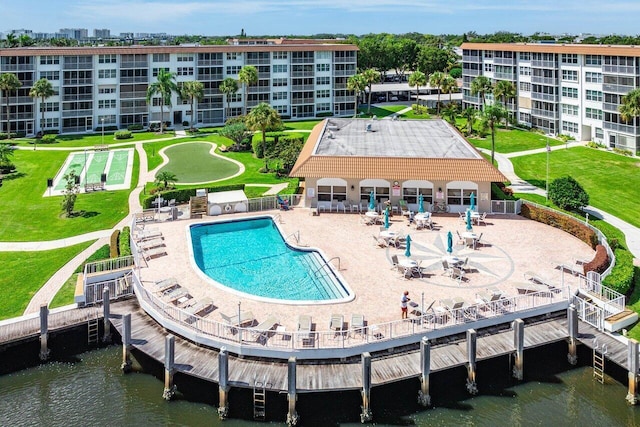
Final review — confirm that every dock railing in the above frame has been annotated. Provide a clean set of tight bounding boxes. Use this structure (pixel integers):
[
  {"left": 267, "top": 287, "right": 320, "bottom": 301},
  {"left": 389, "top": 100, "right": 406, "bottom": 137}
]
[
  {"left": 131, "top": 271, "right": 571, "bottom": 358},
  {"left": 578, "top": 273, "right": 625, "bottom": 317},
  {"left": 84, "top": 256, "right": 135, "bottom": 275}
]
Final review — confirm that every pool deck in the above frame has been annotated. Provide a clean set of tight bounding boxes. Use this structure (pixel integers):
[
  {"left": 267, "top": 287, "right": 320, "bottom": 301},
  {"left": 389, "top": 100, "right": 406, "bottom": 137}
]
[{"left": 139, "top": 208, "right": 593, "bottom": 333}]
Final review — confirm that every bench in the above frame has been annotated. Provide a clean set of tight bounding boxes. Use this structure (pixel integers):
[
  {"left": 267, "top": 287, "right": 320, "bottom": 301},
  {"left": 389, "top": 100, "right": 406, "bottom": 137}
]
[
  {"left": 94, "top": 144, "right": 109, "bottom": 151},
  {"left": 84, "top": 182, "right": 104, "bottom": 192}
]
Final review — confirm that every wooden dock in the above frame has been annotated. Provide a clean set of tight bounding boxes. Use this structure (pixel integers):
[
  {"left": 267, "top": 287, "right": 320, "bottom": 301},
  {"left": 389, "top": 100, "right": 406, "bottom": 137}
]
[{"left": 109, "top": 299, "right": 619, "bottom": 393}]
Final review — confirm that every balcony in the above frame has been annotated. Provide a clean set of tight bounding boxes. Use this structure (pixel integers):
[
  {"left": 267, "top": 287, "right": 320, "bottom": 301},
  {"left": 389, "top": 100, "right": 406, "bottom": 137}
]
[
  {"left": 462, "top": 55, "right": 481, "bottom": 63},
  {"left": 531, "top": 60, "right": 557, "bottom": 68},
  {"left": 63, "top": 94, "right": 93, "bottom": 101},
  {"left": 462, "top": 68, "right": 480, "bottom": 76},
  {"left": 0, "top": 63, "right": 35, "bottom": 71},
  {"left": 119, "top": 107, "right": 148, "bottom": 114},
  {"left": 248, "top": 86, "right": 271, "bottom": 93},
  {"left": 197, "top": 59, "right": 223, "bottom": 66},
  {"left": 603, "top": 102, "right": 620, "bottom": 113},
  {"left": 602, "top": 65, "right": 636, "bottom": 75},
  {"left": 463, "top": 94, "right": 481, "bottom": 104},
  {"left": 531, "top": 92, "right": 558, "bottom": 102},
  {"left": 246, "top": 58, "right": 271, "bottom": 65},
  {"left": 120, "top": 91, "right": 147, "bottom": 99},
  {"left": 14, "top": 96, "right": 34, "bottom": 104},
  {"left": 291, "top": 84, "right": 315, "bottom": 91},
  {"left": 13, "top": 112, "right": 34, "bottom": 120},
  {"left": 63, "top": 78, "right": 93, "bottom": 86},
  {"left": 333, "top": 57, "right": 356, "bottom": 64},
  {"left": 120, "top": 61, "right": 148, "bottom": 69},
  {"left": 531, "top": 75, "right": 557, "bottom": 85},
  {"left": 63, "top": 63, "right": 93, "bottom": 70},
  {"left": 531, "top": 108, "right": 559, "bottom": 119},
  {"left": 333, "top": 96, "right": 354, "bottom": 103},
  {"left": 120, "top": 76, "right": 149, "bottom": 84},
  {"left": 291, "top": 58, "right": 314, "bottom": 64},
  {"left": 291, "top": 98, "right": 314, "bottom": 105},
  {"left": 258, "top": 72, "right": 270, "bottom": 79},
  {"left": 493, "top": 57, "right": 515, "bottom": 65},
  {"left": 333, "top": 70, "right": 355, "bottom": 77},
  {"left": 602, "top": 84, "right": 634, "bottom": 95},
  {"left": 62, "top": 109, "right": 93, "bottom": 118},
  {"left": 603, "top": 121, "right": 638, "bottom": 134},
  {"left": 494, "top": 72, "right": 515, "bottom": 80},
  {"left": 198, "top": 102, "right": 223, "bottom": 110}
]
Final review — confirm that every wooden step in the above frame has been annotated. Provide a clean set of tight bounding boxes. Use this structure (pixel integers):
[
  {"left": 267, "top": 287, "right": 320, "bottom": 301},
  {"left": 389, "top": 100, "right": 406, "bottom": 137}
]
[{"left": 605, "top": 308, "right": 635, "bottom": 323}]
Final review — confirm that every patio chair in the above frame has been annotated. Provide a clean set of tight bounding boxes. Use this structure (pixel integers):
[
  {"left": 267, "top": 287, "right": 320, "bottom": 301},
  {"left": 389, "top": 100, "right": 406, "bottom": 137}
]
[
  {"left": 220, "top": 310, "right": 256, "bottom": 327},
  {"left": 372, "top": 235, "right": 387, "bottom": 248},
  {"left": 451, "top": 266, "right": 465, "bottom": 284},
  {"left": 162, "top": 286, "right": 191, "bottom": 304},
  {"left": 477, "top": 212, "right": 488, "bottom": 226},
  {"left": 153, "top": 277, "right": 179, "bottom": 293},
  {"left": 336, "top": 201, "right": 346, "bottom": 213},
  {"left": 134, "top": 227, "right": 163, "bottom": 242},
  {"left": 329, "top": 314, "right": 344, "bottom": 337},
  {"left": 455, "top": 230, "right": 464, "bottom": 245},
  {"left": 184, "top": 297, "right": 215, "bottom": 317},
  {"left": 475, "top": 232, "right": 484, "bottom": 248},
  {"left": 461, "top": 257, "right": 470, "bottom": 272},
  {"left": 297, "top": 315, "right": 314, "bottom": 346},
  {"left": 138, "top": 238, "right": 165, "bottom": 251},
  {"left": 249, "top": 315, "right": 280, "bottom": 343},
  {"left": 458, "top": 211, "right": 466, "bottom": 224},
  {"left": 390, "top": 254, "right": 399, "bottom": 269},
  {"left": 143, "top": 246, "right": 167, "bottom": 260},
  {"left": 398, "top": 200, "right": 411, "bottom": 217},
  {"left": 441, "top": 260, "right": 452, "bottom": 276},
  {"left": 411, "top": 260, "right": 423, "bottom": 278},
  {"left": 350, "top": 314, "right": 365, "bottom": 338}
]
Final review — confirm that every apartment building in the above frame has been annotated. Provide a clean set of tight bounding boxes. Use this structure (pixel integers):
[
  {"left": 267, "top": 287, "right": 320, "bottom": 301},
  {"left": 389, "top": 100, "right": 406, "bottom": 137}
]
[
  {"left": 461, "top": 43, "right": 640, "bottom": 153},
  {"left": 0, "top": 39, "right": 357, "bottom": 135}
]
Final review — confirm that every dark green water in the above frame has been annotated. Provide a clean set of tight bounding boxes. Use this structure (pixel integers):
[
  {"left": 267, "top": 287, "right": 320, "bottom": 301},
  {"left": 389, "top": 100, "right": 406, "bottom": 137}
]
[{"left": 0, "top": 346, "right": 638, "bottom": 426}]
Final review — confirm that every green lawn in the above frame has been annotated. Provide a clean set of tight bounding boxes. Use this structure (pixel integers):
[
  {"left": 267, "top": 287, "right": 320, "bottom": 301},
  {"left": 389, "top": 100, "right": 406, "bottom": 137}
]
[
  {"left": 283, "top": 120, "right": 322, "bottom": 130},
  {"left": 0, "top": 149, "right": 136, "bottom": 241},
  {"left": 157, "top": 142, "right": 240, "bottom": 183},
  {"left": 17, "top": 131, "right": 175, "bottom": 148},
  {"left": 468, "top": 128, "right": 565, "bottom": 153},
  {"left": 0, "top": 241, "right": 93, "bottom": 319},
  {"left": 399, "top": 110, "right": 432, "bottom": 119},
  {"left": 511, "top": 147, "right": 640, "bottom": 228},
  {"left": 357, "top": 105, "right": 407, "bottom": 118}
]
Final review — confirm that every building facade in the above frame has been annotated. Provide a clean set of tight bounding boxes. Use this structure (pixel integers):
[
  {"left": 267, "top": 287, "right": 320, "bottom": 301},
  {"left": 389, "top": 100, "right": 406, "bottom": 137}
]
[
  {"left": 461, "top": 43, "right": 640, "bottom": 153},
  {"left": 0, "top": 39, "right": 357, "bottom": 135}
]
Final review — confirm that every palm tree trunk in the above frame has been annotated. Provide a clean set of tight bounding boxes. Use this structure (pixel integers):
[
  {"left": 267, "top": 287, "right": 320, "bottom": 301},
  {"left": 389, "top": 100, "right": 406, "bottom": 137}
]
[
  {"left": 491, "top": 126, "right": 496, "bottom": 165},
  {"left": 243, "top": 85, "right": 247, "bottom": 116},
  {"left": 190, "top": 98, "right": 194, "bottom": 128},
  {"left": 436, "top": 91, "right": 441, "bottom": 116},
  {"left": 367, "top": 86, "right": 372, "bottom": 114},
  {"left": 160, "top": 102, "right": 164, "bottom": 134},
  {"left": 5, "top": 94, "right": 10, "bottom": 140}
]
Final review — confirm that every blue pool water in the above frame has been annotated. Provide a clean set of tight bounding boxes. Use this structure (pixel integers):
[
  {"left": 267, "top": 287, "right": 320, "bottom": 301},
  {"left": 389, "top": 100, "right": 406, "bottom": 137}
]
[{"left": 189, "top": 217, "right": 352, "bottom": 303}]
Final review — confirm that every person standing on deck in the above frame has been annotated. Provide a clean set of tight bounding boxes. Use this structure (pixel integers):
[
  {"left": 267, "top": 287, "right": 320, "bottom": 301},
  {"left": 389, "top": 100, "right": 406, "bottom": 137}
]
[{"left": 401, "top": 291, "right": 410, "bottom": 319}]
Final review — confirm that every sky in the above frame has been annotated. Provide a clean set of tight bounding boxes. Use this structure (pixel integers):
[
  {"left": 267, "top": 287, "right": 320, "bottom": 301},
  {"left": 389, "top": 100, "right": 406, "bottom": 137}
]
[{"left": 3, "top": 0, "right": 640, "bottom": 37}]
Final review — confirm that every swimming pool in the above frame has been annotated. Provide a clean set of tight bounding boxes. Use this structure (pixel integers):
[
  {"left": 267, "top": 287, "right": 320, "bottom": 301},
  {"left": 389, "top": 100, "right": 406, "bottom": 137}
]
[{"left": 188, "top": 216, "right": 354, "bottom": 304}]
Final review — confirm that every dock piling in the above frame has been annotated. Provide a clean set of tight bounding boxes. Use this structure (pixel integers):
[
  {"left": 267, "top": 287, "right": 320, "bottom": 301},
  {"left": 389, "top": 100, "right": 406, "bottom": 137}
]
[
  {"left": 513, "top": 319, "right": 524, "bottom": 380},
  {"left": 360, "top": 352, "right": 373, "bottom": 423},
  {"left": 39, "top": 305, "right": 50, "bottom": 361},
  {"left": 121, "top": 313, "right": 132, "bottom": 373},
  {"left": 286, "top": 357, "right": 299, "bottom": 426},
  {"left": 102, "top": 287, "right": 111, "bottom": 343},
  {"left": 626, "top": 339, "right": 639, "bottom": 405},
  {"left": 567, "top": 304, "right": 578, "bottom": 365},
  {"left": 163, "top": 335, "right": 176, "bottom": 400},
  {"left": 418, "top": 337, "right": 431, "bottom": 407},
  {"left": 218, "top": 348, "right": 229, "bottom": 419},
  {"left": 466, "top": 329, "right": 478, "bottom": 395}
]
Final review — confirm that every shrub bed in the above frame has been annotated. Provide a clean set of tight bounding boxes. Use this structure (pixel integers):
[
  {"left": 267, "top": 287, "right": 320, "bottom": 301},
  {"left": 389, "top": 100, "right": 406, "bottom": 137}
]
[
  {"left": 127, "top": 124, "right": 144, "bottom": 131},
  {"left": 0, "top": 132, "right": 18, "bottom": 140},
  {"left": 603, "top": 248, "right": 635, "bottom": 295},
  {"left": 114, "top": 130, "right": 133, "bottom": 140},
  {"left": 41, "top": 134, "right": 57, "bottom": 144},
  {"left": 119, "top": 226, "right": 131, "bottom": 257},
  {"left": 110, "top": 229, "right": 120, "bottom": 258},
  {"left": 583, "top": 244, "right": 609, "bottom": 275},
  {"left": 142, "top": 184, "right": 245, "bottom": 209},
  {"left": 520, "top": 203, "right": 598, "bottom": 248}
]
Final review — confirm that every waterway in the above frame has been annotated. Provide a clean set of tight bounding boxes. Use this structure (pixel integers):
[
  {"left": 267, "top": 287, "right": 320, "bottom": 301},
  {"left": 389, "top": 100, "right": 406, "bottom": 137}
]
[{"left": 0, "top": 346, "right": 638, "bottom": 426}]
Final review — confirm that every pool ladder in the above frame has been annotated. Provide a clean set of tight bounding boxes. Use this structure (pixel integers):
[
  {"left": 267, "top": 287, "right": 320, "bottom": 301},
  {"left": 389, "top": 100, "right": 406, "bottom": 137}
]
[
  {"left": 253, "top": 375, "right": 271, "bottom": 421},
  {"left": 593, "top": 338, "right": 607, "bottom": 384},
  {"left": 311, "top": 257, "right": 342, "bottom": 277}
]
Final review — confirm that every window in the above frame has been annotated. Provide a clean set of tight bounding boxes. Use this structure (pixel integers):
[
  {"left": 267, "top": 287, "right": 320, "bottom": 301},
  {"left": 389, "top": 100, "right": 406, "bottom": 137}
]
[
  {"left": 98, "top": 114, "right": 116, "bottom": 125},
  {"left": 98, "top": 69, "right": 116, "bottom": 79},
  {"left": 562, "top": 121, "right": 578, "bottom": 133},
  {"left": 272, "top": 64, "right": 287, "bottom": 73},
  {"left": 561, "top": 87, "right": 578, "bottom": 98},
  {"left": 273, "top": 78, "right": 288, "bottom": 87},
  {"left": 585, "top": 72, "right": 602, "bottom": 83},
  {"left": 585, "top": 108, "right": 603, "bottom": 120},
  {"left": 316, "top": 89, "right": 330, "bottom": 98},
  {"left": 272, "top": 51, "right": 288, "bottom": 60},
  {"left": 359, "top": 186, "right": 390, "bottom": 203},
  {"left": 519, "top": 66, "right": 531, "bottom": 76},
  {"left": 99, "top": 87, "right": 116, "bottom": 94},
  {"left": 272, "top": 91, "right": 288, "bottom": 101},
  {"left": 226, "top": 52, "right": 240, "bottom": 60},
  {"left": 40, "top": 55, "right": 60, "bottom": 65},
  {"left": 484, "top": 51, "right": 493, "bottom": 59},
  {"left": 316, "top": 102, "right": 331, "bottom": 112},
  {"left": 316, "top": 76, "right": 330, "bottom": 85},
  {"left": 152, "top": 67, "right": 169, "bottom": 77},
  {"left": 595, "top": 127, "right": 604, "bottom": 139},
  {"left": 275, "top": 105, "right": 288, "bottom": 115},
  {"left": 484, "top": 63, "right": 493, "bottom": 72},
  {"left": 561, "top": 104, "right": 578, "bottom": 116},
  {"left": 519, "top": 52, "right": 530, "bottom": 61},
  {"left": 177, "top": 67, "right": 194, "bottom": 76},
  {"left": 96, "top": 54, "right": 115, "bottom": 64},
  {"left": 519, "top": 81, "right": 531, "bottom": 92},
  {"left": 152, "top": 53, "right": 170, "bottom": 62},
  {"left": 41, "top": 102, "right": 59, "bottom": 112},
  {"left": 562, "top": 70, "right": 578, "bottom": 82},
  {"left": 316, "top": 51, "right": 330, "bottom": 60},
  {"left": 316, "top": 63, "right": 330, "bottom": 72},
  {"left": 561, "top": 54, "right": 578, "bottom": 64},
  {"left": 446, "top": 187, "right": 476, "bottom": 206},
  {"left": 317, "top": 185, "right": 347, "bottom": 202},
  {"left": 98, "top": 99, "right": 117, "bottom": 109},
  {"left": 40, "top": 71, "right": 59, "bottom": 80},
  {"left": 585, "top": 55, "right": 602, "bottom": 66},
  {"left": 228, "top": 93, "right": 241, "bottom": 102},
  {"left": 177, "top": 54, "right": 193, "bottom": 62},
  {"left": 43, "top": 117, "right": 59, "bottom": 128},
  {"left": 402, "top": 187, "right": 433, "bottom": 204},
  {"left": 586, "top": 90, "right": 603, "bottom": 102},
  {"left": 226, "top": 65, "right": 241, "bottom": 75}
]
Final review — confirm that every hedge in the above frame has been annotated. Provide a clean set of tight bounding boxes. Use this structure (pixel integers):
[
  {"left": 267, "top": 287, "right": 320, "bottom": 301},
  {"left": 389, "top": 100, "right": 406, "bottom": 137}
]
[
  {"left": 127, "top": 124, "right": 144, "bottom": 131},
  {"left": 603, "top": 248, "right": 635, "bottom": 295},
  {"left": 0, "top": 132, "right": 18, "bottom": 140},
  {"left": 520, "top": 203, "right": 598, "bottom": 249},
  {"left": 74, "top": 245, "right": 111, "bottom": 274},
  {"left": 583, "top": 245, "right": 608, "bottom": 275},
  {"left": 110, "top": 229, "right": 120, "bottom": 258},
  {"left": 119, "top": 226, "right": 131, "bottom": 257},
  {"left": 142, "top": 184, "right": 245, "bottom": 209},
  {"left": 41, "top": 134, "right": 57, "bottom": 144},
  {"left": 114, "top": 130, "right": 133, "bottom": 139}
]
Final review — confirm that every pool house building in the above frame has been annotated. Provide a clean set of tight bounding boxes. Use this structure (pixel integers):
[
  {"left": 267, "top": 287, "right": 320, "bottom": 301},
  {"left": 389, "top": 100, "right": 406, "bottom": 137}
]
[{"left": 290, "top": 118, "right": 507, "bottom": 213}]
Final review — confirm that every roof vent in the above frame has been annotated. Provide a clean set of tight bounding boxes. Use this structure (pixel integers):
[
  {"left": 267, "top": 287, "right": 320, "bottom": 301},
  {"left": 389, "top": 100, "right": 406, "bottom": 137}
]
[
  {"left": 365, "top": 123, "right": 372, "bottom": 132},
  {"left": 328, "top": 131, "right": 335, "bottom": 139}
]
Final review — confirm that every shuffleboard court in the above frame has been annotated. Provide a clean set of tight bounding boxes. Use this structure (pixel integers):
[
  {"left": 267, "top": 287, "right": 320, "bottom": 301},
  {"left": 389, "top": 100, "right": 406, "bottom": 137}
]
[
  {"left": 85, "top": 151, "right": 109, "bottom": 184},
  {"left": 106, "top": 150, "right": 130, "bottom": 185},
  {"left": 53, "top": 153, "right": 87, "bottom": 191}
]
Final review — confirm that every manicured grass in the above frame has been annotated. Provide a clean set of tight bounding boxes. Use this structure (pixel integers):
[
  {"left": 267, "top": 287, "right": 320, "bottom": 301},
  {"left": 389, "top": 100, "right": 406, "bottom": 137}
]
[
  {"left": 399, "top": 110, "right": 432, "bottom": 119},
  {"left": 283, "top": 120, "right": 322, "bottom": 130},
  {"left": 0, "top": 241, "right": 93, "bottom": 319},
  {"left": 17, "top": 131, "right": 175, "bottom": 148},
  {"left": 157, "top": 142, "right": 240, "bottom": 183},
  {"left": 468, "top": 128, "right": 565, "bottom": 153},
  {"left": 511, "top": 146, "right": 640, "bottom": 228},
  {"left": 0, "top": 149, "right": 136, "bottom": 241},
  {"left": 357, "top": 105, "right": 407, "bottom": 118}
]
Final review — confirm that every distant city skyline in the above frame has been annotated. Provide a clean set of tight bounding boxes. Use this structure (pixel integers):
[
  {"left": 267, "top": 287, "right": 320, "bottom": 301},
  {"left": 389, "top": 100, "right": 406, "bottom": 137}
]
[{"left": 3, "top": 0, "right": 640, "bottom": 37}]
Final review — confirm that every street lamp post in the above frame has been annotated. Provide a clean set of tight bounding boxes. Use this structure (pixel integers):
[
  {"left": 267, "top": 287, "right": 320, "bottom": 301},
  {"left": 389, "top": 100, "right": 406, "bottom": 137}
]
[
  {"left": 542, "top": 135, "right": 550, "bottom": 201},
  {"left": 101, "top": 118, "right": 105, "bottom": 146}
]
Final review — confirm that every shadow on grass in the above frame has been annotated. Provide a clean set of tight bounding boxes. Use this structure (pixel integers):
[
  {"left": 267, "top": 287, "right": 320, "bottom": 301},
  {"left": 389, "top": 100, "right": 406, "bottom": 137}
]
[
  {"left": 78, "top": 211, "right": 100, "bottom": 218},
  {"left": 1, "top": 172, "right": 26, "bottom": 181}
]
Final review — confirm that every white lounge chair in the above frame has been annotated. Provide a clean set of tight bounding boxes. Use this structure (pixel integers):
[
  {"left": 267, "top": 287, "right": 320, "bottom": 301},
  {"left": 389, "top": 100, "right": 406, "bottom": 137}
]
[
  {"left": 134, "top": 227, "right": 163, "bottom": 242},
  {"left": 350, "top": 314, "right": 365, "bottom": 338},
  {"left": 143, "top": 246, "right": 167, "bottom": 260},
  {"left": 329, "top": 314, "right": 344, "bottom": 337},
  {"left": 185, "top": 297, "right": 215, "bottom": 316},
  {"left": 153, "top": 277, "right": 178, "bottom": 293},
  {"left": 249, "top": 315, "right": 280, "bottom": 342},
  {"left": 220, "top": 310, "right": 255, "bottom": 327},
  {"left": 138, "top": 238, "right": 165, "bottom": 251},
  {"left": 297, "top": 315, "right": 314, "bottom": 346}
]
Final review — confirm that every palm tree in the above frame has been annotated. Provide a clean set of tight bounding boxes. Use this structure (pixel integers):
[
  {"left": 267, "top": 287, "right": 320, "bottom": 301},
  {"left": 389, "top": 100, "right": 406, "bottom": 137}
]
[
  {"left": 482, "top": 104, "right": 507, "bottom": 165},
  {"left": 29, "top": 78, "right": 54, "bottom": 149},
  {"left": 347, "top": 74, "right": 367, "bottom": 117},
  {"left": 463, "top": 107, "right": 477, "bottom": 136},
  {"left": 493, "top": 80, "right": 516, "bottom": 127},
  {"left": 0, "top": 73, "right": 22, "bottom": 139},
  {"left": 238, "top": 65, "right": 258, "bottom": 116},
  {"left": 442, "top": 103, "right": 458, "bottom": 125},
  {"left": 179, "top": 80, "right": 204, "bottom": 129},
  {"left": 441, "top": 74, "right": 457, "bottom": 106},
  {"left": 429, "top": 71, "right": 446, "bottom": 116},
  {"left": 146, "top": 69, "right": 177, "bottom": 134},
  {"left": 5, "top": 34, "right": 17, "bottom": 48},
  {"left": 154, "top": 171, "right": 178, "bottom": 190},
  {"left": 470, "top": 75, "right": 493, "bottom": 109},
  {"left": 619, "top": 88, "right": 640, "bottom": 126},
  {"left": 361, "top": 68, "right": 379, "bottom": 114},
  {"left": 0, "top": 142, "right": 16, "bottom": 163},
  {"left": 219, "top": 77, "right": 239, "bottom": 122},
  {"left": 408, "top": 70, "right": 426, "bottom": 107},
  {"left": 245, "top": 103, "right": 282, "bottom": 168}
]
